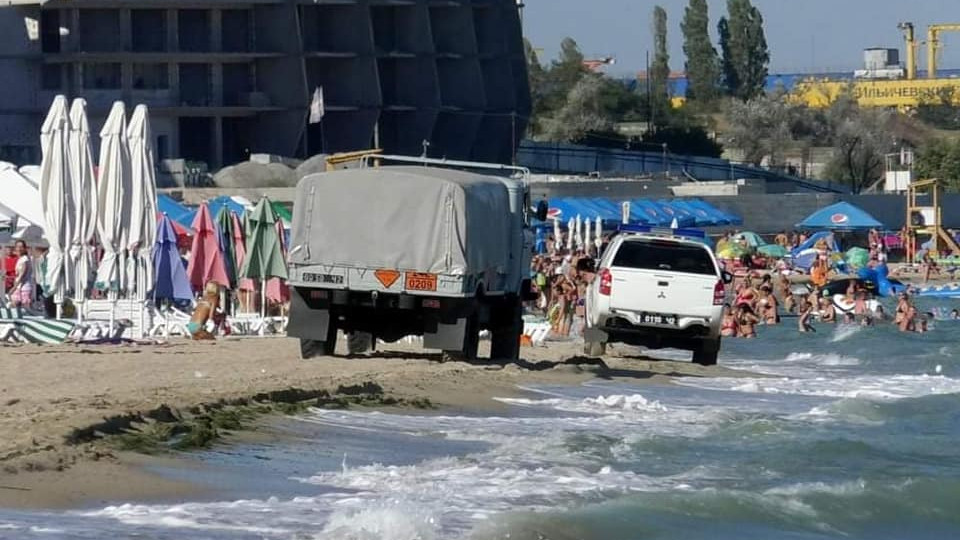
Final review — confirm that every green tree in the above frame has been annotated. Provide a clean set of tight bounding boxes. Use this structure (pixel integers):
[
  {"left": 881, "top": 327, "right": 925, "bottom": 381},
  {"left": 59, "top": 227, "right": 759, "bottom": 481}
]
[
  {"left": 540, "top": 75, "right": 614, "bottom": 143},
  {"left": 915, "top": 138, "right": 960, "bottom": 191},
  {"left": 822, "top": 105, "right": 896, "bottom": 194},
  {"left": 650, "top": 6, "right": 671, "bottom": 119},
  {"left": 526, "top": 37, "right": 589, "bottom": 139},
  {"left": 681, "top": 0, "right": 720, "bottom": 102},
  {"left": 718, "top": 0, "right": 769, "bottom": 100}
]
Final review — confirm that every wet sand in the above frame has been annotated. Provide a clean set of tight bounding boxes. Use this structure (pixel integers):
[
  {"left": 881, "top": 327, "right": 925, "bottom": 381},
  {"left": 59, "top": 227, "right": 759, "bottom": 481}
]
[{"left": 0, "top": 337, "right": 751, "bottom": 509}]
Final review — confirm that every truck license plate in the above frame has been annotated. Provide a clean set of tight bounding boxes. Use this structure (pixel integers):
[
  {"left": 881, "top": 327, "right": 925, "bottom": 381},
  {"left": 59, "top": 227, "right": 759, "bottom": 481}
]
[
  {"left": 303, "top": 272, "right": 344, "bottom": 285},
  {"left": 405, "top": 272, "right": 438, "bottom": 292},
  {"left": 641, "top": 313, "right": 677, "bottom": 326}
]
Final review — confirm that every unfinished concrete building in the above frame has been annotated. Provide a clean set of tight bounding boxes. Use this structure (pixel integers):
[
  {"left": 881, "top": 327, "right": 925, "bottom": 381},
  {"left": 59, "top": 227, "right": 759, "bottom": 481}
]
[{"left": 0, "top": 0, "right": 530, "bottom": 169}]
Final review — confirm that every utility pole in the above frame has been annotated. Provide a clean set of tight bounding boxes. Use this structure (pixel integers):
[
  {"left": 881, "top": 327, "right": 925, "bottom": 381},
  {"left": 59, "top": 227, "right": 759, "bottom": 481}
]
[
  {"left": 646, "top": 50, "right": 653, "bottom": 135},
  {"left": 511, "top": 112, "right": 517, "bottom": 165}
]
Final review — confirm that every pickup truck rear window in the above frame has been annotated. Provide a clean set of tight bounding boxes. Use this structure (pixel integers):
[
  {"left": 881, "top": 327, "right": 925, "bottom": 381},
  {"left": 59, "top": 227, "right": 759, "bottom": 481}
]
[{"left": 611, "top": 241, "right": 717, "bottom": 276}]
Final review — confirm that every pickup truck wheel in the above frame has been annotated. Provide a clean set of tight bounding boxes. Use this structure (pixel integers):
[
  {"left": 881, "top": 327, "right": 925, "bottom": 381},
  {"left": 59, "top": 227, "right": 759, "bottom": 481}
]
[
  {"left": 584, "top": 340, "right": 606, "bottom": 357},
  {"left": 692, "top": 339, "right": 720, "bottom": 366},
  {"left": 490, "top": 302, "right": 522, "bottom": 361}
]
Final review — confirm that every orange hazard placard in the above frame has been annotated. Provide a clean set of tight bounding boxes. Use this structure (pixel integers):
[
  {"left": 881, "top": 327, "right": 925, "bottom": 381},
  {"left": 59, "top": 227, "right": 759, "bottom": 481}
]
[
  {"left": 375, "top": 269, "right": 400, "bottom": 288},
  {"left": 404, "top": 272, "right": 438, "bottom": 292}
]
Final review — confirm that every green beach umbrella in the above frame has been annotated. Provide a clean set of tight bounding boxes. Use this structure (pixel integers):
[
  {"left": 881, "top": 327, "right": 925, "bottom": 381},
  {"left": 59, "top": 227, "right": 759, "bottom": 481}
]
[
  {"left": 241, "top": 197, "right": 288, "bottom": 281},
  {"left": 757, "top": 244, "right": 789, "bottom": 258},
  {"left": 270, "top": 201, "right": 292, "bottom": 227},
  {"left": 215, "top": 205, "right": 237, "bottom": 288}
]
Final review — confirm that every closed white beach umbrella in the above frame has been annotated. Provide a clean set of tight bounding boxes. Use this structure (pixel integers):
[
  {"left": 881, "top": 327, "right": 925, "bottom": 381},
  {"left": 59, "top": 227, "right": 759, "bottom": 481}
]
[
  {"left": 575, "top": 214, "right": 583, "bottom": 250},
  {"left": 581, "top": 217, "right": 588, "bottom": 250},
  {"left": 68, "top": 98, "right": 98, "bottom": 309},
  {"left": 594, "top": 216, "right": 603, "bottom": 251},
  {"left": 553, "top": 217, "right": 562, "bottom": 252},
  {"left": 95, "top": 102, "right": 131, "bottom": 296},
  {"left": 40, "top": 95, "right": 74, "bottom": 317},
  {"left": 566, "top": 217, "right": 574, "bottom": 251},
  {"left": 126, "top": 105, "right": 158, "bottom": 301}
]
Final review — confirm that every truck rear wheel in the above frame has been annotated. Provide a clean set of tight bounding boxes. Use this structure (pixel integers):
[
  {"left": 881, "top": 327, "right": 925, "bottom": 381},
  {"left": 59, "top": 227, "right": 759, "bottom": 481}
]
[
  {"left": 584, "top": 340, "right": 606, "bottom": 357},
  {"left": 299, "top": 316, "right": 338, "bottom": 360},
  {"left": 442, "top": 314, "right": 479, "bottom": 363},
  {"left": 692, "top": 339, "right": 720, "bottom": 366},
  {"left": 347, "top": 332, "right": 374, "bottom": 355},
  {"left": 490, "top": 300, "right": 522, "bottom": 361}
]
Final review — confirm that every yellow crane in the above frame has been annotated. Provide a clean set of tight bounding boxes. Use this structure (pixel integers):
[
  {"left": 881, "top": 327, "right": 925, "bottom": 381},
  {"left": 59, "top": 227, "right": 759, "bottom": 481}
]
[
  {"left": 927, "top": 24, "right": 960, "bottom": 79},
  {"left": 897, "top": 22, "right": 918, "bottom": 80},
  {"left": 792, "top": 22, "right": 960, "bottom": 109}
]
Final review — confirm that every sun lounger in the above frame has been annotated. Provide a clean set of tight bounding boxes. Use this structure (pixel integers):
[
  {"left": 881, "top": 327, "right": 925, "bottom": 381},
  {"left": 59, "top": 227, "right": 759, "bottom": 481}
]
[{"left": 0, "top": 306, "right": 75, "bottom": 344}]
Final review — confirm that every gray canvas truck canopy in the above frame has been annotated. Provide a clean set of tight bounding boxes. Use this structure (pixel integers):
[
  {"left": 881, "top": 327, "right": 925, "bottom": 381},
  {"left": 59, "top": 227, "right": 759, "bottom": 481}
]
[{"left": 289, "top": 166, "right": 512, "bottom": 276}]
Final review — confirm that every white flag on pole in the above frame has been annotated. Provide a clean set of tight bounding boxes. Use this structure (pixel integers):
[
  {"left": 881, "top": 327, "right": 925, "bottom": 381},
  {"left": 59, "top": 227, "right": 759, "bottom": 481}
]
[{"left": 309, "top": 86, "right": 325, "bottom": 124}]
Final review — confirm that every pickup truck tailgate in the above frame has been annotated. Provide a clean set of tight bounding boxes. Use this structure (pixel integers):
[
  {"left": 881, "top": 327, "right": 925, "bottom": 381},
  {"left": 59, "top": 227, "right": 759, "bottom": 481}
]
[{"left": 608, "top": 239, "right": 719, "bottom": 317}]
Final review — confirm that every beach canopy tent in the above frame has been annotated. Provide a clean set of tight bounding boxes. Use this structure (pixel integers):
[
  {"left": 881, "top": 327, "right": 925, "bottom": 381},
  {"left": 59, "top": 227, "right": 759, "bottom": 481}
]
[
  {"left": 797, "top": 201, "right": 883, "bottom": 230},
  {"left": 792, "top": 231, "right": 841, "bottom": 256},
  {"left": 546, "top": 197, "right": 741, "bottom": 228},
  {"left": 157, "top": 194, "right": 196, "bottom": 228},
  {"left": 0, "top": 164, "right": 44, "bottom": 228},
  {"left": 207, "top": 195, "right": 249, "bottom": 220}
]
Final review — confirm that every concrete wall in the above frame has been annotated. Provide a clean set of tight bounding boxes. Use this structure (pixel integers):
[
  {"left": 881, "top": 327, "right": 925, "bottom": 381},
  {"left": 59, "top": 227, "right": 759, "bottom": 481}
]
[
  {"left": 518, "top": 141, "right": 844, "bottom": 194},
  {"left": 0, "top": 7, "right": 42, "bottom": 163}
]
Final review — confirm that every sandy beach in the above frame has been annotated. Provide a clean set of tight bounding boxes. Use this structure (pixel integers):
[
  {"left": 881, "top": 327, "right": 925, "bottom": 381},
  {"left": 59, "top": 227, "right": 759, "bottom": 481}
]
[{"left": 0, "top": 337, "right": 751, "bottom": 509}]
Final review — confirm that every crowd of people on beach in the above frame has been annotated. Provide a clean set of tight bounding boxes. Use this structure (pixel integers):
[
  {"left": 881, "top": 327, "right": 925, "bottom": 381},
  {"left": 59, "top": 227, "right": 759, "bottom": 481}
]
[{"left": 530, "top": 226, "right": 955, "bottom": 342}]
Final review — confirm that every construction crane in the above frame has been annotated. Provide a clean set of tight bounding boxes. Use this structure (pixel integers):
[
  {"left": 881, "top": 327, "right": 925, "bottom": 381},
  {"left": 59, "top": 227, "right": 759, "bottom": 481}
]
[
  {"left": 582, "top": 56, "right": 616, "bottom": 72},
  {"left": 927, "top": 24, "right": 960, "bottom": 79},
  {"left": 897, "top": 22, "right": 918, "bottom": 80},
  {"left": 792, "top": 22, "right": 960, "bottom": 109}
]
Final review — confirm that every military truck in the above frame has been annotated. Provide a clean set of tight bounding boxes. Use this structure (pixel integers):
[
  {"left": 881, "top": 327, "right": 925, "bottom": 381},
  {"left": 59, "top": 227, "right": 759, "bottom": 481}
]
[{"left": 286, "top": 157, "right": 545, "bottom": 361}]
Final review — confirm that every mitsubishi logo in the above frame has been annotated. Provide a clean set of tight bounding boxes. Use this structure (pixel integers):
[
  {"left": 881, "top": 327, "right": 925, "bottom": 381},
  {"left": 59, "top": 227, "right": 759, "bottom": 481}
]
[{"left": 657, "top": 291, "right": 666, "bottom": 299}]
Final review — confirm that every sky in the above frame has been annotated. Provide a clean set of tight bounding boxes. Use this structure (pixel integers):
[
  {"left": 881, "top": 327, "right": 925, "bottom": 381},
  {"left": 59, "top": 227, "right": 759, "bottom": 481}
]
[{"left": 523, "top": 0, "right": 960, "bottom": 76}]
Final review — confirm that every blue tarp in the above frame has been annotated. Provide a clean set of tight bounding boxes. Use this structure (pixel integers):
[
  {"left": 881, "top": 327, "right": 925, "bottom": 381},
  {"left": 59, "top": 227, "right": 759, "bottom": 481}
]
[
  {"left": 206, "top": 196, "right": 249, "bottom": 218},
  {"left": 157, "top": 194, "right": 195, "bottom": 229},
  {"left": 685, "top": 199, "right": 743, "bottom": 226},
  {"left": 797, "top": 201, "right": 884, "bottom": 230},
  {"left": 547, "top": 197, "right": 742, "bottom": 228}
]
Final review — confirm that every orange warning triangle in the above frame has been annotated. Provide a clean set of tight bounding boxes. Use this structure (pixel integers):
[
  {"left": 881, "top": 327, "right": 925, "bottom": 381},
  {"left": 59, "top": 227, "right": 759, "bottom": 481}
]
[{"left": 375, "top": 269, "right": 400, "bottom": 288}]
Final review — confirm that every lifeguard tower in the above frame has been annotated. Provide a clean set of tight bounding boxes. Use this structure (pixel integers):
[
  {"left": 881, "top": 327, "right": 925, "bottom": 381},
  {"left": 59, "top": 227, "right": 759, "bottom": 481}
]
[{"left": 906, "top": 178, "right": 960, "bottom": 262}]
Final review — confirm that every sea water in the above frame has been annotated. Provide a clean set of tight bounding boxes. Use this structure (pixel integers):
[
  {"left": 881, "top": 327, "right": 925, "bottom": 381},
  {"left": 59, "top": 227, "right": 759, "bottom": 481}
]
[{"left": 1, "top": 313, "right": 959, "bottom": 539}]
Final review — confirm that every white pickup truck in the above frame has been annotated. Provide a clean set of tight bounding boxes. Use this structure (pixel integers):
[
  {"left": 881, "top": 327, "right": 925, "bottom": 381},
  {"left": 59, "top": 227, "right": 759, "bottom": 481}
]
[{"left": 583, "top": 227, "right": 731, "bottom": 366}]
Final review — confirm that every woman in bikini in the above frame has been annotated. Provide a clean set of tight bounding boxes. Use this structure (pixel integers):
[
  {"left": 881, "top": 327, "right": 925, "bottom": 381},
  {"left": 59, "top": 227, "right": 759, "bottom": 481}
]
[
  {"left": 735, "top": 278, "right": 758, "bottom": 311},
  {"left": 894, "top": 293, "right": 910, "bottom": 326},
  {"left": 758, "top": 286, "right": 779, "bottom": 325},
  {"left": 188, "top": 282, "right": 223, "bottom": 340},
  {"left": 720, "top": 304, "right": 738, "bottom": 337},
  {"left": 736, "top": 304, "right": 760, "bottom": 338}
]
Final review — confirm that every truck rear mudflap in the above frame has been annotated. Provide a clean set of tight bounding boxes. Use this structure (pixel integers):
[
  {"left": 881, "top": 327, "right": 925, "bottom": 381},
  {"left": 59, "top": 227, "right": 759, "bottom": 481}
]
[{"left": 288, "top": 287, "right": 489, "bottom": 350}]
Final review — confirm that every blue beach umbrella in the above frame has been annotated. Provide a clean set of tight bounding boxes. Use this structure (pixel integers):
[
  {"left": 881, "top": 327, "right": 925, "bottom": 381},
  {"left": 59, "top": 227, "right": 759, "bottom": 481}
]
[{"left": 153, "top": 214, "right": 193, "bottom": 301}]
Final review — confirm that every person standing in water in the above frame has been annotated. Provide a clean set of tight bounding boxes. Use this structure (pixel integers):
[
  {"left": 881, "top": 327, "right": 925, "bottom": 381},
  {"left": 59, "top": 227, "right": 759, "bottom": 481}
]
[
  {"left": 798, "top": 301, "right": 816, "bottom": 333},
  {"left": 720, "top": 304, "right": 738, "bottom": 338}
]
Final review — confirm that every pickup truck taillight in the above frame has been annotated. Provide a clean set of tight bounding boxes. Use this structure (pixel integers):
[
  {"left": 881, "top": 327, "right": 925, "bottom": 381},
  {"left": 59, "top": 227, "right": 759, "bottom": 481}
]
[
  {"left": 599, "top": 268, "right": 612, "bottom": 296},
  {"left": 713, "top": 280, "right": 726, "bottom": 305}
]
